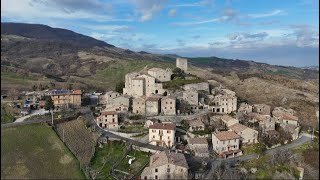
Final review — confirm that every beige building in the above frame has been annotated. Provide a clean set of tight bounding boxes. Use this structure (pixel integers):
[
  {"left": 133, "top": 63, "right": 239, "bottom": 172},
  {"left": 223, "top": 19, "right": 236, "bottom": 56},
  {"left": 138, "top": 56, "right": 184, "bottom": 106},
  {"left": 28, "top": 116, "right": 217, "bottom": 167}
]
[
  {"left": 248, "top": 113, "right": 275, "bottom": 132},
  {"left": 96, "top": 111, "right": 118, "bottom": 129},
  {"left": 132, "top": 96, "right": 146, "bottom": 115},
  {"left": 99, "top": 91, "right": 120, "bottom": 105},
  {"left": 123, "top": 73, "right": 166, "bottom": 97},
  {"left": 221, "top": 115, "right": 239, "bottom": 127},
  {"left": 146, "top": 97, "right": 161, "bottom": 116},
  {"left": 176, "top": 58, "right": 188, "bottom": 73},
  {"left": 210, "top": 89, "right": 237, "bottom": 114},
  {"left": 183, "top": 90, "right": 198, "bottom": 105},
  {"left": 161, "top": 96, "right": 176, "bottom": 115},
  {"left": 147, "top": 67, "right": 173, "bottom": 82},
  {"left": 187, "top": 137, "right": 209, "bottom": 157},
  {"left": 212, "top": 131, "right": 242, "bottom": 158},
  {"left": 252, "top": 104, "right": 271, "bottom": 115},
  {"left": 104, "top": 104, "right": 128, "bottom": 113},
  {"left": 108, "top": 95, "right": 130, "bottom": 107},
  {"left": 48, "top": 89, "right": 82, "bottom": 109},
  {"left": 149, "top": 123, "right": 176, "bottom": 148},
  {"left": 140, "top": 151, "right": 189, "bottom": 180},
  {"left": 229, "top": 123, "right": 258, "bottom": 145},
  {"left": 188, "top": 119, "right": 205, "bottom": 132},
  {"left": 238, "top": 103, "right": 253, "bottom": 113}
]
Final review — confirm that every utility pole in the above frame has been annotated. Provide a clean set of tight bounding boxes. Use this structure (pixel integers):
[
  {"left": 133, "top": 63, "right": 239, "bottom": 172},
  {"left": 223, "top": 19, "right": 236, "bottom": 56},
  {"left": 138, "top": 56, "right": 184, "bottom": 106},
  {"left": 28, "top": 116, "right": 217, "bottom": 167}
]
[{"left": 51, "top": 108, "right": 54, "bottom": 126}]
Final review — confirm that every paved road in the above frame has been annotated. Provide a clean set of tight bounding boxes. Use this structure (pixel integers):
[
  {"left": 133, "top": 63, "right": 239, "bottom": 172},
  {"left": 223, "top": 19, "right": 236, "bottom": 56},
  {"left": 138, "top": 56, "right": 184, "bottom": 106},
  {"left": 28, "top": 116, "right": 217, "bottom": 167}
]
[
  {"left": 80, "top": 107, "right": 166, "bottom": 152},
  {"left": 204, "top": 133, "right": 312, "bottom": 179},
  {"left": 14, "top": 109, "right": 49, "bottom": 123}
]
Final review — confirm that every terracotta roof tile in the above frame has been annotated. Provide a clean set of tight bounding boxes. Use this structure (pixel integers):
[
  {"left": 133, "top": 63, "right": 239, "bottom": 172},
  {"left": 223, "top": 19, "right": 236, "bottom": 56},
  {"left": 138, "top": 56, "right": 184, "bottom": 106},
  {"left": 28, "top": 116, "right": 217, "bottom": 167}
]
[
  {"left": 213, "top": 131, "right": 240, "bottom": 141},
  {"left": 149, "top": 123, "right": 175, "bottom": 130}
]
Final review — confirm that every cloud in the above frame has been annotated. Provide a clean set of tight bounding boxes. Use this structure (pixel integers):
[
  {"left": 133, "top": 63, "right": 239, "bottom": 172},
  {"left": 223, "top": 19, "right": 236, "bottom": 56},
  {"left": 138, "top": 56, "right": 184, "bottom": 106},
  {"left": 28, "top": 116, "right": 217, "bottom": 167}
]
[
  {"left": 168, "top": 8, "right": 177, "bottom": 17},
  {"left": 290, "top": 25, "right": 319, "bottom": 47},
  {"left": 176, "top": 39, "right": 186, "bottom": 46},
  {"left": 192, "top": 35, "right": 201, "bottom": 39},
  {"left": 172, "top": 0, "right": 215, "bottom": 7},
  {"left": 131, "top": 0, "right": 168, "bottom": 21},
  {"left": 228, "top": 32, "right": 268, "bottom": 41},
  {"left": 248, "top": 9, "right": 285, "bottom": 18}
]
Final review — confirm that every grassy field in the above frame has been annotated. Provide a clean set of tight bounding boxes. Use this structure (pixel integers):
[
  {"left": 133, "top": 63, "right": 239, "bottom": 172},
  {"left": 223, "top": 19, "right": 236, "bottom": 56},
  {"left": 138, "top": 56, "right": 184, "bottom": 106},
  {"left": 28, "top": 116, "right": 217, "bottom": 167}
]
[
  {"left": 1, "top": 124, "right": 85, "bottom": 179},
  {"left": 1, "top": 103, "right": 16, "bottom": 124},
  {"left": 163, "top": 76, "right": 204, "bottom": 89},
  {"left": 90, "top": 141, "right": 126, "bottom": 179}
]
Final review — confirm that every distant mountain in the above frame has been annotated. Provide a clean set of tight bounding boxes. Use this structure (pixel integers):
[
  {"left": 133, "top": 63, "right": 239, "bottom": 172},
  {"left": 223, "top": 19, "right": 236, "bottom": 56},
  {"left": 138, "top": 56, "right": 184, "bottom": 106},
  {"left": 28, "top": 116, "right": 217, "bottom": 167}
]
[
  {"left": 1, "top": 22, "right": 318, "bottom": 93},
  {"left": 301, "top": 66, "right": 319, "bottom": 71},
  {"left": 1, "top": 22, "right": 114, "bottom": 48}
]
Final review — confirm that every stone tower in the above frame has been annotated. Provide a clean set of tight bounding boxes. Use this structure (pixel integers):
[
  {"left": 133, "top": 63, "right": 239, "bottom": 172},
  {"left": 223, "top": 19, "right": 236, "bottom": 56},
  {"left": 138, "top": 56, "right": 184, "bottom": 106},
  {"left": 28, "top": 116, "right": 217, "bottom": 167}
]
[{"left": 176, "top": 58, "right": 188, "bottom": 72}]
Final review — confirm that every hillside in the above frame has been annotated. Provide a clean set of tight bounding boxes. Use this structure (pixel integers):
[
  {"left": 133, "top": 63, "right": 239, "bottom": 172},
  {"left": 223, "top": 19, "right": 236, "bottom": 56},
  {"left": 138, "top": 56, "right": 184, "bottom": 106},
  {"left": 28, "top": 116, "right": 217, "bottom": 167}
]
[{"left": 1, "top": 22, "right": 319, "bottom": 129}]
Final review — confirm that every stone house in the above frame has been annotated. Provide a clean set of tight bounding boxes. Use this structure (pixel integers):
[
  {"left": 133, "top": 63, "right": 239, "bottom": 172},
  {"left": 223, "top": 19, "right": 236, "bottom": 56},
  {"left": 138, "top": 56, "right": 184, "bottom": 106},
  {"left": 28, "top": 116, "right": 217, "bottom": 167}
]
[
  {"left": 212, "top": 131, "right": 242, "bottom": 158},
  {"left": 252, "top": 104, "right": 271, "bottom": 115},
  {"left": 272, "top": 106, "right": 295, "bottom": 117},
  {"left": 238, "top": 103, "right": 253, "bottom": 113},
  {"left": 161, "top": 96, "right": 176, "bottom": 115},
  {"left": 132, "top": 96, "right": 146, "bottom": 115},
  {"left": 279, "top": 114, "right": 299, "bottom": 126},
  {"left": 108, "top": 95, "right": 131, "bottom": 108},
  {"left": 183, "top": 90, "right": 198, "bottom": 105},
  {"left": 209, "top": 89, "right": 237, "bottom": 114},
  {"left": 188, "top": 119, "right": 205, "bottom": 132},
  {"left": 104, "top": 104, "right": 128, "bottom": 113},
  {"left": 183, "top": 82, "right": 210, "bottom": 93},
  {"left": 123, "top": 72, "right": 166, "bottom": 97},
  {"left": 48, "top": 89, "right": 82, "bottom": 109},
  {"left": 229, "top": 123, "right": 259, "bottom": 145},
  {"left": 147, "top": 67, "right": 173, "bottom": 82},
  {"left": 96, "top": 111, "right": 118, "bottom": 129},
  {"left": 99, "top": 91, "right": 120, "bottom": 105},
  {"left": 149, "top": 123, "right": 176, "bottom": 148},
  {"left": 140, "top": 150, "right": 189, "bottom": 180},
  {"left": 221, "top": 115, "right": 239, "bottom": 127},
  {"left": 187, "top": 137, "right": 209, "bottom": 157},
  {"left": 146, "top": 97, "right": 161, "bottom": 116},
  {"left": 281, "top": 124, "right": 300, "bottom": 140},
  {"left": 248, "top": 113, "right": 275, "bottom": 132}
]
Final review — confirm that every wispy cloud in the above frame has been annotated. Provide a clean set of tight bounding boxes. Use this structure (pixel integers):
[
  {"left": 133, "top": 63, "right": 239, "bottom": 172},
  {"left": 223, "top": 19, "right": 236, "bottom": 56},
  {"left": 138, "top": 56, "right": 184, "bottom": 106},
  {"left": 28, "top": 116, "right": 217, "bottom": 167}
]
[
  {"left": 131, "top": 0, "right": 168, "bottom": 21},
  {"left": 171, "top": 0, "right": 214, "bottom": 7},
  {"left": 168, "top": 8, "right": 177, "bottom": 17},
  {"left": 248, "top": 9, "right": 285, "bottom": 18}
]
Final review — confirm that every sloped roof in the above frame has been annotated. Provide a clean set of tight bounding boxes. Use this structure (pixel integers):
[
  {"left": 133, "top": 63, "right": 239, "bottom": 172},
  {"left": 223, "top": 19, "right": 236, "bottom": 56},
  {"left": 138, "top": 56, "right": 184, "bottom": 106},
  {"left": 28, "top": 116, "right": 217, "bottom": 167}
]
[
  {"left": 213, "top": 131, "right": 240, "bottom": 141},
  {"left": 150, "top": 151, "right": 189, "bottom": 169},
  {"left": 101, "top": 111, "right": 117, "bottom": 115},
  {"left": 188, "top": 137, "right": 208, "bottom": 145},
  {"left": 281, "top": 114, "right": 298, "bottom": 121},
  {"left": 229, "top": 123, "right": 249, "bottom": 133},
  {"left": 221, "top": 115, "right": 237, "bottom": 122},
  {"left": 149, "top": 123, "right": 175, "bottom": 130},
  {"left": 188, "top": 119, "right": 205, "bottom": 127}
]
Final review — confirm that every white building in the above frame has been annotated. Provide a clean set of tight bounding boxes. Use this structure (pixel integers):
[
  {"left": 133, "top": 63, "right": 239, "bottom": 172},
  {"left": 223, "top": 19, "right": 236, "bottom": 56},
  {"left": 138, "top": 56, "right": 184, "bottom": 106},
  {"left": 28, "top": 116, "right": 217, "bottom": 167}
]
[
  {"left": 229, "top": 123, "right": 259, "bottom": 145},
  {"left": 149, "top": 122, "right": 176, "bottom": 148},
  {"left": 221, "top": 115, "right": 239, "bottom": 127},
  {"left": 187, "top": 137, "right": 209, "bottom": 157},
  {"left": 212, "top": 131, "right": 242, "bottom": 159}
]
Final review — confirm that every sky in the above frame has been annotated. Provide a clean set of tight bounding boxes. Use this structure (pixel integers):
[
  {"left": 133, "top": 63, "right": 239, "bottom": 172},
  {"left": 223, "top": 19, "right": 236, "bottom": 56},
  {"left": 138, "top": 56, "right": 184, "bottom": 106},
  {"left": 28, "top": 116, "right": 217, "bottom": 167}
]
[{"left": 1, "top": 0, "right": 319, "bottom": 67}]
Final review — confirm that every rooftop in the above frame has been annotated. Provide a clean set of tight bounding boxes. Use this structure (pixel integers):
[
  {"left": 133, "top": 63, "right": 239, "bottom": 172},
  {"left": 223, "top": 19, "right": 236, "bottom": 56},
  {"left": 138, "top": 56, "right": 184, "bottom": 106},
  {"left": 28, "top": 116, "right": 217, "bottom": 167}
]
[
  {"left": 213, "top": 131, "right": 241, "bottom": 141},
  {"left": 188, "top": 137, "right": 208, "bottom": 145},
  {"left": 221, "top": 115, "right": 237, "bottom": 122},
  {"left": 281, "top": 114, "right": 299, "bottom": 121},
  {"left": 149, "top": 122, "right": 176, "bottom": 130},
  {"left": 101, "top": 111, "right": 117, "bottom": 115},
  {"left": 150, "top": 151, "right": 188, "bottom": 169},
  {"left": 229, "top": 123, "right": 249, "bottom": 133},
  {"left": 188, "top": 119, "right": 205, "bottom": 127}
]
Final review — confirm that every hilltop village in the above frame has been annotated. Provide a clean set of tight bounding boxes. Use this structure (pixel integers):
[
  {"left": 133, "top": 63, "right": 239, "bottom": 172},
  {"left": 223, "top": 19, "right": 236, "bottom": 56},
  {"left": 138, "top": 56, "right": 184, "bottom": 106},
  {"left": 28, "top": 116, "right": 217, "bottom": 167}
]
[{"left": 5, "top": 58, "right": 310, "bottom": 179}]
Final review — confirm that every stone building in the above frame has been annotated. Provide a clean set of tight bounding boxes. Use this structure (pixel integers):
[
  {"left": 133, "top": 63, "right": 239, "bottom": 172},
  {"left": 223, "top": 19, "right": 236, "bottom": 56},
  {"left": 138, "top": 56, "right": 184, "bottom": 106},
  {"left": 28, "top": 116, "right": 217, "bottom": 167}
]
[
  {"left": 147, "top": 67, "right": 173, "bottom": 82},
  {"left": 187, "top": 137, "right": 209, "bottom": 157},
  {"left": 188, "top": 119, "right": 205, "bottom": 132},
  {"left": 96, "top": 111, "right": 118, "bottom": 129},
  {"left": 238, "top": 103, "right": 253, "bottom": 113},
  {"left": 252, "top": 104, "right": 271, "bottom": 115},
  {"left": 183, "top": 82, "right": 210, "bottom": 93},
  {"left": 99, "top": 91, "right": 120, "bottom": 105},
  {"left": 104, "top": 104, "right": 128, "bottom": 113},
  {"left": 183, "top": 90, "right": 198, "bottom": 105},
  {"left": 108, "top": 95, "right": 131, "bottom": 107},
  {"left": 132, "top": 96, "right": 146, "bottom": 115},
  {"left": 248, "top": 113, "right": 275, "bottom": 132},
  {"left": 229, "top": 123, "right": 259, "bottom": 145},
  {"left": 140, "top": 151, "right": 189, "bottom": 180},
  {"left": 123, "top": 73, "right": 166, "bottom": 97},
  {"left": 161, "top": 96, "right": 176, "bottom": 115},
  {"left": 146, "top": 97, "right": 161, "bottom": 116},
  {"left": 221, "top": 115, "right": 239, "bottom": 127},
  {"left": 149, "top": 122, "right": 176, "bottom": 148},
  {"left": 212, "top": 131, "right": 242, "bottom": 158},
  {"left": 209, "top": 88, "right": 237, "bottom": 114},
  {"left": 48, "top": 89, "right": 82, "bottom": 109},
  {"left": 176, "top": 58, "right": 188, "bottom": 73}
]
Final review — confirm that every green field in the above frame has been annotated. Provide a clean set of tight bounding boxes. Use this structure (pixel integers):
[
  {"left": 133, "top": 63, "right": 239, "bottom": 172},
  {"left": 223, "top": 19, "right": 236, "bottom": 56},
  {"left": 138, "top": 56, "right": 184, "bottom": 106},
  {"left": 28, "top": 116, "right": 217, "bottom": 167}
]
[
  {"left": 1, "top": 103, "right": 16, "bottom": 124},
  {"left": 1, "top": 124, "right": 85, "bottom": 179}
]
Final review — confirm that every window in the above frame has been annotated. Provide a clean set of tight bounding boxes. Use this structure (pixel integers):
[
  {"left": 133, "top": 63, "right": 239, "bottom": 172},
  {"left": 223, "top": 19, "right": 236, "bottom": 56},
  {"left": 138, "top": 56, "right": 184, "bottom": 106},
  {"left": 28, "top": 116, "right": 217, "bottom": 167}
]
[
  {"left": 223, "top": 141, "right": 225, "bottom": 145},
  {"left": 217, "top": 141, "right": 218, "bottom": 144},
  {"left": 234, "top": 139, "right": 236, "bottom": 142},
  {"left": 248, "top": 139, "right": 250, "bottom": 142},
  {"left": 168, "top": 136, "right": 170, "bottom": 139},
  {"left": 153, "top": 135, "right": 155, "bottom": 138},
  {"left": 170, "top": 101, "right": 172, "bottom": 104},
  {"left": 113, "top": 115, "right": 115, "bottom": 117},
  {"left": 166, "top": 102, "right": 168, "bottom": 104},
  {"left": 167, "top": 175, "right": 170, "bottom": 179},
  {"left": 167, "top": 130, "right": 170, "bottom": 133},
  {"left": 170, "top": 107, "right": 172, "bottom": 109},
  {"left": 222, "top": 147, "right": 225, "bottom": 151},
  {"left": 155, "top": 175, "right": 158, "bottom": 179},
  {"left": 144, "top": 176, "right": 147, "bottom": 180},
  {"left": 286, "top": 121, "right": 288, "bottom": 124},
  {"left": 110, "top": 95, "right": 111, "bottom": 97},
  {"left": 167, "top": 168, "right": 170, "bottom": 172},
  {"left": 112, "top": 119, "right": 115, "bottom": 123},
  {"left": 155, "top": 169, "right": 158, "bottom": 172}
]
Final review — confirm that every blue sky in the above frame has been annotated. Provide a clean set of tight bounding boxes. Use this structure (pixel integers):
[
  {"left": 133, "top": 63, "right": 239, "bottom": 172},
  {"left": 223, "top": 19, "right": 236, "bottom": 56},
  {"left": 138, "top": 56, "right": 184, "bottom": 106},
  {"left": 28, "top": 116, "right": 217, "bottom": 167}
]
[{"left": 1, "top": 0, "right": 319, "bottom": 67}]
